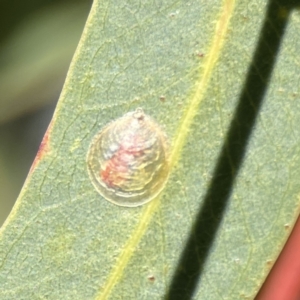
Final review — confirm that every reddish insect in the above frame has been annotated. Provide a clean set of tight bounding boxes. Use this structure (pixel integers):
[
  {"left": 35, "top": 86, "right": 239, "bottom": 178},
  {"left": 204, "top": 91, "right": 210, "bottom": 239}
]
[{"left": 87, "top": 108, "right": 169, "bottom": 207}]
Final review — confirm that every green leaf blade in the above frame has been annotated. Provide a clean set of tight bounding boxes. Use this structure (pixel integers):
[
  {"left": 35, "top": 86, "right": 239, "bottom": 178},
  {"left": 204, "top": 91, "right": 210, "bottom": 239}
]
[{"left": 1, "top": 0, "right": 300, "bottom": 299}]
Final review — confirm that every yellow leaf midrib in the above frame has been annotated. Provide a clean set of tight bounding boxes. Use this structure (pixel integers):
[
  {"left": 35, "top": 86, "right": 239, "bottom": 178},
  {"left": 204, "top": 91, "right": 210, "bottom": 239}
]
[{"left": 96, "top": 0, "right": 236, "bottom": 299}]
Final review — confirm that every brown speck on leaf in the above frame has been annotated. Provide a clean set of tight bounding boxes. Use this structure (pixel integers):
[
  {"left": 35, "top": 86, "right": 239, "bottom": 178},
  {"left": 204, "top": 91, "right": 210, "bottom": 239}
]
[
  {"left": 148, "top": 275, "right": 155, "bottom": 282},
  {"left": 134, "top": 108, "right": 145, "bottom": 121},
  {"left": 196, "top": 52, "right": 205, "bottom": 58},
  {"left": 266, "top": 260, "right": 273, "bottom": 266},
  {"left": 159, "top": 95, "right": 166, "bottom": 102},
  {"left": 137, "top": 114, "right": 144, "bottom": 121},
  {"left": 241, "top": 14, "right": 249, "bottom": 21}
]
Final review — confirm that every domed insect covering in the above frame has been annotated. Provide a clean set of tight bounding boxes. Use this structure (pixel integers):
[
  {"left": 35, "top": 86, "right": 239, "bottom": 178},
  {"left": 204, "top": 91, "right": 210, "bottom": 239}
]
[{"left": 87, "top": 108, "right": 170, "bottom": 207}]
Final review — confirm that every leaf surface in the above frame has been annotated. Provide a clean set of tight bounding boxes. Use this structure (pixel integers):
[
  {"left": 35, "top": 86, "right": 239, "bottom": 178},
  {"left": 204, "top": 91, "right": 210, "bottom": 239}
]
[{"left": 1, "top": 0, "right": 300, "bottom": 299}]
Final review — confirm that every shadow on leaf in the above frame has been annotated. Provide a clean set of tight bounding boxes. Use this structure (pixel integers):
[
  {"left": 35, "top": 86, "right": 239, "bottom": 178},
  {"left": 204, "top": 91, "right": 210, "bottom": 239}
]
[{"left": 165, "top": 0, "right": 300, "bottom": 299}]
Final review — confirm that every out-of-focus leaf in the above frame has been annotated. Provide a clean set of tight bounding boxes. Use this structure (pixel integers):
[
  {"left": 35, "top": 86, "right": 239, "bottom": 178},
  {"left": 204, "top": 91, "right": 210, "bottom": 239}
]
[
  {"left": 1, "top": 0, "right": 300, "bottom": 299},
  {"left": 0, "top": 153, "right": 16, "bottom": 225},
  {"left": 0, "top": 104, "right": 56, "bottom": 226},
  {"left": 0, "top": 1, "right": 90, "bottom": 123}
]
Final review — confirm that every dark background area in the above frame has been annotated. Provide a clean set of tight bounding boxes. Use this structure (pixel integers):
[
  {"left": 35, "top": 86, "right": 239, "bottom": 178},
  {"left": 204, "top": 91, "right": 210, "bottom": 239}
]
[{"left": 0, "top": 0, "right": 92, "bottom": 226}]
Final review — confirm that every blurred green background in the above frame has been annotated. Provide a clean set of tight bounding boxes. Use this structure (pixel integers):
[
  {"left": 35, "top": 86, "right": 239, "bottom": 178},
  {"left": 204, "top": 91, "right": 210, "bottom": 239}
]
[{"left": 0, "top": 0, "right": 92, "bottom": 226}]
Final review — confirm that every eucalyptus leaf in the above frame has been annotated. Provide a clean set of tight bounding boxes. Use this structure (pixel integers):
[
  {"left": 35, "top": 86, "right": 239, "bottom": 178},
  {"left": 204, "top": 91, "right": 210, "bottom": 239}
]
[{"left": 1, "top": 0, "right": 300, "bottom": 299}]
